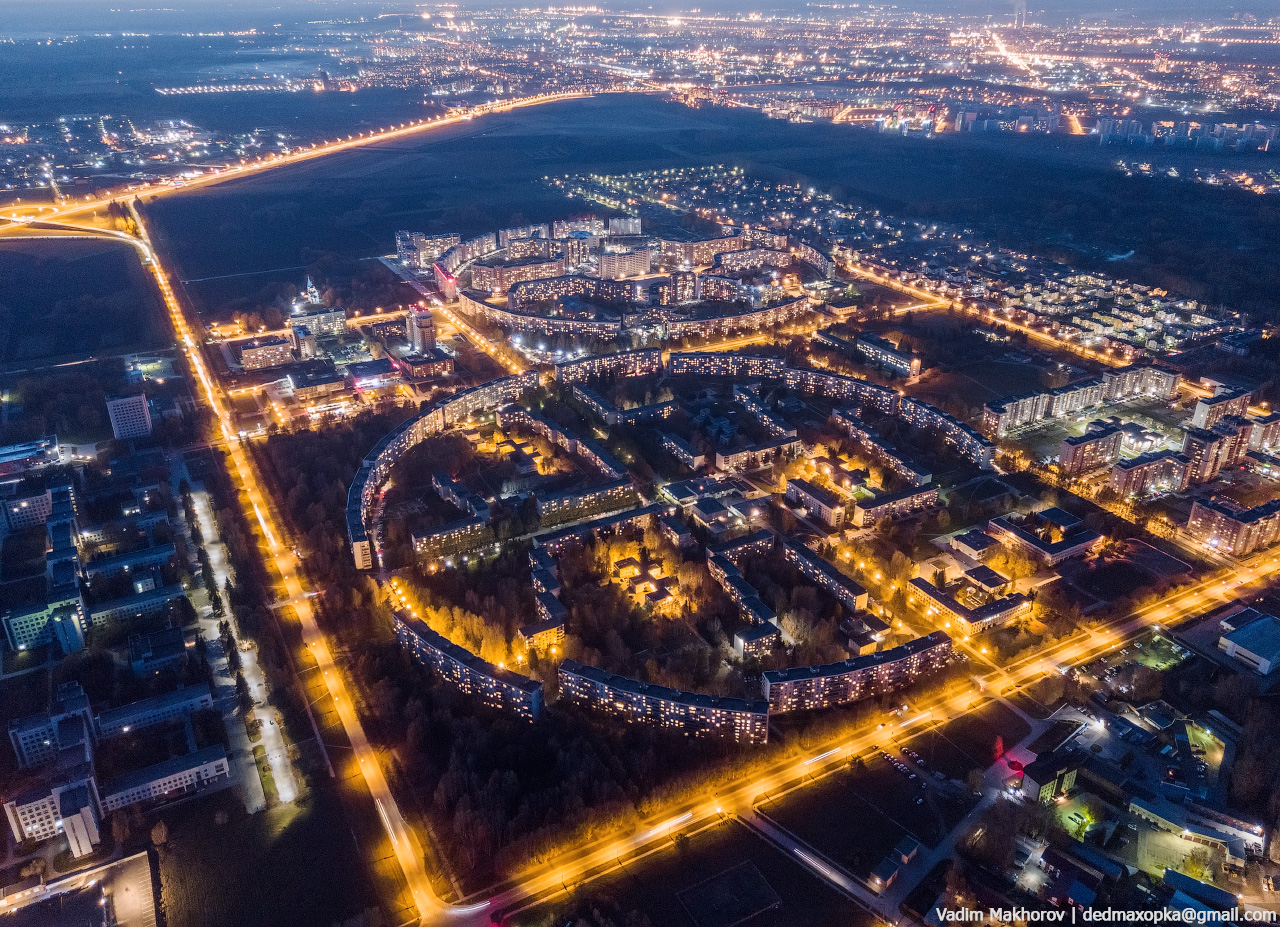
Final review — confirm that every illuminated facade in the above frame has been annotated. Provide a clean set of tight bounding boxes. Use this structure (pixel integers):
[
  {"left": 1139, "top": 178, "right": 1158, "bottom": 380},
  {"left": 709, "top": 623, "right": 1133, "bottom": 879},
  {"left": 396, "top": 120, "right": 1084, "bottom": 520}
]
[
  {"left": 981, "top": 378, "right": 1106, "bottom": 438},
  {"left": 535, "top": 480, "right": 637, "bottom": 525},
  {"left": 1186, "top": 498, "right": 1280, "bottom": 557},
  {"left": 471, "top": 255, "right": 565, "bottom": 295},
  {"left": 829, "top": 410, "right": 930, "bottom": 486},
  {"left": 899, "top": 398, "right": 995, "bottom": 469},
  {"left": 782, "top": 541, "right": 869, "bottom": 613},
  {"left": 907, "top": 578, "right": 1031, "bottom": 635},
  {"left": 715, "top": 436, "right": 801, "bottom": 472},
  {"left": 659, "top": 234, "right": 746, "bottom": 267},
  {"left": 734, "top": 385, "right": 795, "bottom": 439},
  {"left": 1058, "top": 424, "right": 1122, "bottom": 476},
  {"left": 554, "top": 349, "right": 663, "bottom": 384},
  {"left": 394, "top": 612, "right": 544, "bottom": 720},
  {"left": 783, "top": 367, "right": 900, "bottom": 416},
  {"left": 1191, "top": 390, "right": 1251, "bottom": 430},
  {"left": 1101, "top": 362, "right": 1181, "bottom": 402},
  {"left": 668, "top": 352, "right": 785, "bottom": 380},
  {"left": 412, "top": 517, "right": 494, "bottom": 562},
  {"left": 987, "top": 512, "right": 1103, "bottom": 565},
  {"left": 1108, "top": 450, "right": 1190, "bottom": 497},
  {"left": 851, "top": 483, "right": 940, "bottom": 528},
  {"left": 763, "top": 632, "right": 953, "bottom": 713},
  {"left": 347, "top": 371, "right": 538, "bottom": 569},
  {"left": 785, "top": 477, "right": 846, "bottom": 528},
  {"left": 597, "top": 248, "right": 651, "bottom": 280},
  {"left": 240, "top": 336, "right": 293, "bottom": 371},
  {"left": 558, "top": 659, "right": 769, "bottom": 744},
  {"left": 856, "top": 334, "right": 922, "bottom": 378}
]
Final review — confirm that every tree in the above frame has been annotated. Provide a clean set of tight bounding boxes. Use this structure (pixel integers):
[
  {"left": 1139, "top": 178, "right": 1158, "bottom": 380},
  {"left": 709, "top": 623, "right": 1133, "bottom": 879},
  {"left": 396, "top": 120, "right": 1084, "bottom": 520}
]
[
  {"left": 112, "top": 812, "right": 131, "bottom": 846},
  {"left": 236, "top": 672, "right": 253, "bottom": 711},
  {"left": 151, "top": 819, "right": 169, "bottom": 848}
]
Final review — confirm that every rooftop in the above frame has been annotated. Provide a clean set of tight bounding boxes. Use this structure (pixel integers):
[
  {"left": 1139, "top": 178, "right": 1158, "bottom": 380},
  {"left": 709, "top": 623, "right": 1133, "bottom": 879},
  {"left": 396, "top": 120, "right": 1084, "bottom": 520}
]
[{"left": 1221, "top": 611, "right": 1280, "bottom": 665}]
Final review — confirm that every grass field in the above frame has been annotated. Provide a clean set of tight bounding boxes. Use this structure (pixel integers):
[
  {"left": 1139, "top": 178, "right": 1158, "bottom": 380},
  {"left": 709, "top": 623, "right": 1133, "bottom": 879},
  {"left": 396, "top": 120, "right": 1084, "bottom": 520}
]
[
  {"left": 760, "top": 762, "right": 911, "bottom": 878},
  {"left": 156, "top": 785, "right": 379, "bottom": 927},
  {"left": 512, "top": 818, "right": 875, "bottom": 927},
  {"left": 0, "top": 240, "right": 167, "bottom": 367}
]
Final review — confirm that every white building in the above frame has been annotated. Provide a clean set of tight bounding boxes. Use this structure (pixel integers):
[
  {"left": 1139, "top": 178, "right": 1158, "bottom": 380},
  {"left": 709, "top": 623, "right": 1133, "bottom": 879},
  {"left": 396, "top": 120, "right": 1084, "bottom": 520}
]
[
  {"left": 98, "top": 745, "right": 231, "bottom": 813},
  {"left": 408, "top": 310, "right": 436, "bottom": 354},
  {"left": 106, "top": 395, "right": 152, "bottom": 440},
  {"left": 597, "top": 249, "right": 651, "bottom": 280},
  {"left": 95, "top": 685, "right": 213, "bottom": 739},
  {"left": 4, "top": 772, "right": 101, "bottom": 857}
]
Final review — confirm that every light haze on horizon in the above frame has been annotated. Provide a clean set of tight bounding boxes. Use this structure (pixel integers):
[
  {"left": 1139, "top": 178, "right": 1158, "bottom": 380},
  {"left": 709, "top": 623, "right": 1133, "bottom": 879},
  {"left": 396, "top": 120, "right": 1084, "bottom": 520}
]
[{"left": 0, "top": 0, "right": 1267, "bottom": 38}]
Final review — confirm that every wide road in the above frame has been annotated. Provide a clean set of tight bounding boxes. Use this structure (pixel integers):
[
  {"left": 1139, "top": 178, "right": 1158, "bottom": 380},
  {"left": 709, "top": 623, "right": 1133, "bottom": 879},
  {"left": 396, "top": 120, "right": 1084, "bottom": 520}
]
[
  {"left": 114, "top": 205, "right": 443, "bottom": 924},
  {"left": 455, "top": 542, "right": 1275, "bottom": 925},
  {"left": 0, "top": 91, "right": 591, "bottom": 225}
]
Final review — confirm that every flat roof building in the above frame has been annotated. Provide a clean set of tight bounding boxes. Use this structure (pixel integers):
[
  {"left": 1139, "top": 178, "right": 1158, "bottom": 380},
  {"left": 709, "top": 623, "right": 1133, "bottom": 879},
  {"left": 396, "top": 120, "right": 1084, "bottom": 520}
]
[
  {"left": 857, "top": 333, "right": 921, "bottom": 378},
  {"left": 907, "top": 577, "right": 1030, "bottom": 636},
  {"left": 1190, "top": 389, "right": 1251, "bottom": 430},
  {"left": 851, "top": 483, "right": 939, "bottom": 528},
  {"left": 106, "top": 394, "right": 153, "bottom": 441},
  {"left": 987, "top": 513, "right": 1103, "bottom": 566},
  {"left": 394, "top": 612, "right": 543, "bottom": 720},
  {"left": 1186, "top": 497, "right": 1280, "bottom": 557},
  {"left": 1058, "top": 423, "right": 1122, "bottom": 477},
  {"left": 763, "top": 632, "right": 953, "bottom": 713},
  {"left": 558, "top": 659, "right": 769, "bottom": 744},
  {"left": 784, "top": 477, "right": 846, "bottom": 528},
  {"left": 240, "top": 336, "right": 293, "bottom": 371},
  {"left": 1218, "top": 610, "right": 1280, "bottom": 675},
  {"left": 99, "top": 744, "right": 231, "bottom": 814}
]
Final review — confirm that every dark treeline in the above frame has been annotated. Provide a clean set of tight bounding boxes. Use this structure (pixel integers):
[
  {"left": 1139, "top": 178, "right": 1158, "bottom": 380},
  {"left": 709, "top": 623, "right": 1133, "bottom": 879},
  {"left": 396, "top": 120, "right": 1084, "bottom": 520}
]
[{"left": 253, "top": 407, "right": 415, "bottom": 593}]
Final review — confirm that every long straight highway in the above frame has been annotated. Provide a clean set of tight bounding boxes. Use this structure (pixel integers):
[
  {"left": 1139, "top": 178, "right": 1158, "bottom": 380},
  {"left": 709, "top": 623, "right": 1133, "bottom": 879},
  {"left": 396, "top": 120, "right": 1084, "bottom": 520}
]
[{"left": 116, "top": 204, "right": 443, "bottom": 923}]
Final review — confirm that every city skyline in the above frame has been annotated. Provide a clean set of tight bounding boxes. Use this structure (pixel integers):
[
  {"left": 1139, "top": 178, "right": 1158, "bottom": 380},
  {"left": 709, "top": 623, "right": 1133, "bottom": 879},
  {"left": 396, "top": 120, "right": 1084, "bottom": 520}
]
[{"left": 0, "top": 3, "right": 1279, "bottom": 927}]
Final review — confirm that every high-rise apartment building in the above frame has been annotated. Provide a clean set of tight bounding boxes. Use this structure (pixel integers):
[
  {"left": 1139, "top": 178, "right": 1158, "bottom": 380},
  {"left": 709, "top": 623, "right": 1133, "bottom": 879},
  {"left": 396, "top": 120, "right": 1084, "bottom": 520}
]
[
  {"left": 1058, "top": 423, "right": 1122, "bottom": 476},
  {"left": 1108, "top": 450, "right": 1189, "bottom": 497},
  {"left": 1191, "top": 389, "right": 1251, "bottom": 430},
  {"left": 408, "top": 310, "right": 436, "bottom": 354},
  {"left": 106, "top": 395, "right": 152, "bottom": 440}
]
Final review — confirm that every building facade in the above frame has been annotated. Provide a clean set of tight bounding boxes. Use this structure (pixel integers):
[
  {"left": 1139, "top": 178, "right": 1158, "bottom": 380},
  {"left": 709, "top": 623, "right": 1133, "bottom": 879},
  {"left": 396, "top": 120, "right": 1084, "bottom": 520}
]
[
  {"left": 558, "top": 659, "right": 769, "bottom": 744},
  {"left": 106, "top": 395, "right": 153, "bottom": 440},
  {"left": 394, "top": 613, "right": 544, "bottom": 720},
  {"left": 763, "top": 632, "right": 953, "bottom": 713}
]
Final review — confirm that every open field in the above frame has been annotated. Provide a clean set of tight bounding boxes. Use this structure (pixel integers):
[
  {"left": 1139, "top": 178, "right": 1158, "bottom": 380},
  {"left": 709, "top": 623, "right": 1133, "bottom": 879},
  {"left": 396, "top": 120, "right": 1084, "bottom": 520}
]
[
  {"left": 757, "top": 702, "right": 1027, "bottom": 880},
  {"left": 0, "top": 240, "right": 167, "bottom": 368},
  {"left": 903, "top": 701, "right": 1031, "bottom": 781},
  {"left": 155, "top": 785, "right": 379, "bottom": 927},
  {"left": 759, "top": 754, "right": 964, "bottom": 877},
  {"left": 141, "top": 94, "right": 1280, "bottom": 325}
]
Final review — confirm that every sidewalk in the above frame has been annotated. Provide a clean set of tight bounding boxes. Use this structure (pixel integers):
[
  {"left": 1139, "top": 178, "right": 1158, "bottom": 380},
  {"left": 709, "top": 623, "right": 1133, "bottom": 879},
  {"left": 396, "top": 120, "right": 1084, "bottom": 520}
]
[{"left": 172, "top": 456, "right": 296, "bottom": 810}]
